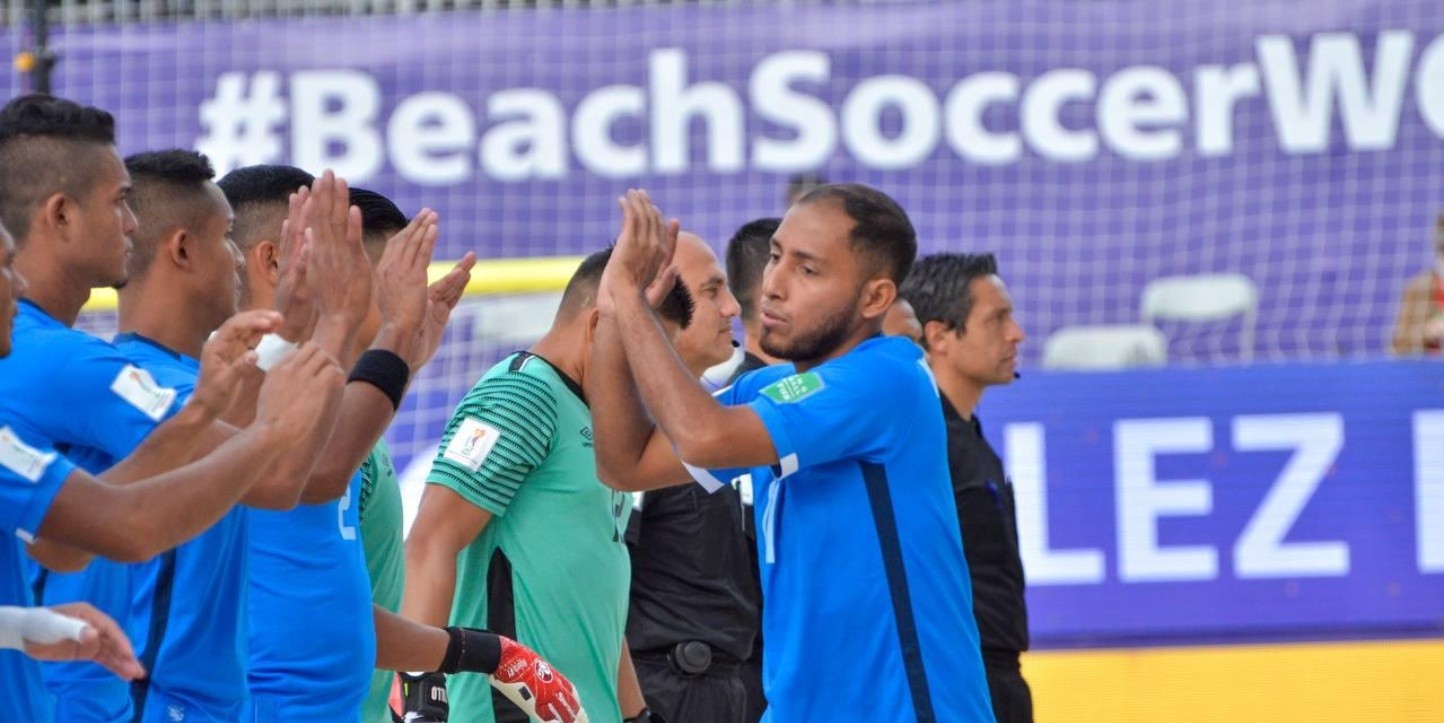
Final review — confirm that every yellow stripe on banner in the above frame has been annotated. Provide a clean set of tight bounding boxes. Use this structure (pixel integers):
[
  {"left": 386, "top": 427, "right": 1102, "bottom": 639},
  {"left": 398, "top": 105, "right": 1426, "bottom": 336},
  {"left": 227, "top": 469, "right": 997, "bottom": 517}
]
[
  {"left": 80, "top": 255, "right": 585, "bottom": 313},
  {"left": 1022, "top": 638, "right": 1444, "bottom": 722}
]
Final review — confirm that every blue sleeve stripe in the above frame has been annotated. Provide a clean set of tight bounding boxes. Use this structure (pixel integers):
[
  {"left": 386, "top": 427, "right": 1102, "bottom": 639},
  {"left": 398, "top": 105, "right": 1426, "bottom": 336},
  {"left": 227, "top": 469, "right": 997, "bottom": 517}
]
[{"left": 860, "top": 461, "right": 937, "bottom": 723}]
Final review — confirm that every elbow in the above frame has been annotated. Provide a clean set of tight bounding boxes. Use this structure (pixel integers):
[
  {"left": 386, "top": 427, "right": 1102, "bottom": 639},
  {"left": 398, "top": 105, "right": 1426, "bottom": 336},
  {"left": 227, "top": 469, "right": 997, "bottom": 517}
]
[
  {"left": 297, "top": 466, "right": 351, "bottom": 506},
  {"left": 103, "top": 533, "right": 162, "bottom": 564},
  {"left": 596, "top": 463, "right": 648, "bottom": 493},
  {"left": 672, "top": 427, "right": 729, "bottom": 471}
]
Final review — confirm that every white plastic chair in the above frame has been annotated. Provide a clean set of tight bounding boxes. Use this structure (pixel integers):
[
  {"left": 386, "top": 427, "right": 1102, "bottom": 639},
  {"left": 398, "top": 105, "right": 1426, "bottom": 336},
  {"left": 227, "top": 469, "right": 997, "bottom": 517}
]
[
  {"left": 1042, "top": 324, "right": 1169, "bottom": 370},
  {"left": 1140, "top": 274, "right": 1259, "bottom": 363}
]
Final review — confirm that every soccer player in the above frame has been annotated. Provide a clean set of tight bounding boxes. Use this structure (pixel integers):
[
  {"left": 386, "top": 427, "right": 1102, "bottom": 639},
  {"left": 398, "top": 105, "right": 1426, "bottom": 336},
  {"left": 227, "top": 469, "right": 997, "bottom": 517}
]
[
  {"left": 901, "top": 253, "right": 1032, "bottom": 722},
  {"left": 591, "top": 187, "right": 996, "bottom": 722},
  {"left": 624, "top": 232, "right": 760, "bottom": 723},
  {"left": 0, "top": 208, "right": 342, "bottom": 721},
  {"left": 0, "top": 94, "right": 344, "bottom": 722},
  {"left": 401, "top": 247, "right": 693, "bottom": 723}
]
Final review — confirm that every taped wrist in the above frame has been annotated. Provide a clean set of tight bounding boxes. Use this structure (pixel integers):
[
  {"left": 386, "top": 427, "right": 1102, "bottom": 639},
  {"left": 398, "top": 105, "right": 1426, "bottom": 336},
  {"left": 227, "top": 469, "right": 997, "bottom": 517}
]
[
  {"left": 439, "top": 627, "right": 501, "bottom": 675},
  {"left": 254, "top": 334, "right": 298, "bottom": 372},
  {"left": 0, "top": 607, "right": 87, "bottom": 650},
  {"left": 347, "top": 349, "right": 410, "bottom": 411}
]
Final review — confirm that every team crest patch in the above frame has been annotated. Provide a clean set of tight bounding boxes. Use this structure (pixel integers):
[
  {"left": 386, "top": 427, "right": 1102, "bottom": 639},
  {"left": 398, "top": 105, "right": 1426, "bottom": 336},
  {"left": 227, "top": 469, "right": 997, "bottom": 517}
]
[
  {"left": 760, "top": 371, "right": 826, "bottom": 404},
  {"left": 0, "top": 426, "right": 55, "bottom": 483},
  {"left": 443, "top": 417, "right": 502, "bottom": 472},
  {"left": 110, "top": 365, "right": 177, "bottom": 421}
]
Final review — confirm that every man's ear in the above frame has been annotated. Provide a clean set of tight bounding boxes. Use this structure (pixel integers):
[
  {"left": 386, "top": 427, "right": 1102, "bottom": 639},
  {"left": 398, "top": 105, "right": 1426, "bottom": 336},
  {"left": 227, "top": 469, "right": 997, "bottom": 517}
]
[
  {"left": 858, "top": 278, "right": 897, "bottom": 321},
  {"left": 584, "top": 308, "right": 602, "bottom": 343},
  {"left": 253, "top": 240, "right": 280, "bottom": 285},
  {"left": 922, "top": 319, "right": 955, "bottom": 355},
  {"left": 36, "top": 193, "right": 71, "bottom": 242},
  {"left": 166, "top": 229, "right": 192, "bottom": 270}
]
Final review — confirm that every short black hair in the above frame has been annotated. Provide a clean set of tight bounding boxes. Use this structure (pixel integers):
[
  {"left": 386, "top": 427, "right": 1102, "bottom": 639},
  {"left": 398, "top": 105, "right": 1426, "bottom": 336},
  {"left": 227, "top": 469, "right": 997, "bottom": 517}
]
[
  {"left": 725, "top": 217, "right": 780, "bottom": 323},
  {"left": 349, "top": 187, "right": 409, "bottom": 254},
  {"left": 797, "top": 184, "right": 916, "bottom": 285},
  {"left": 124, "top": 150, "right": 220, "bottom": 277},
  {"left": 562, "top": 246, "right": 693, "bottom": 329},
  {"left": 217, "top": 165, "right": 315, "bottom": 251},
  {"left": 0, "top": 94, "right": 118, "bottom": 241},
  {"left": 899, "top": 252, "right": 999, "bottom": 350}
]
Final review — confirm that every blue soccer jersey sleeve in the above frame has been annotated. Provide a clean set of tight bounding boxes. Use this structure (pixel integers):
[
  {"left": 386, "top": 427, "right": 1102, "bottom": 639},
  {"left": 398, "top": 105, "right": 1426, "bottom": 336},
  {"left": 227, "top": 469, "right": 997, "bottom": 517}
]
[
  {"left": 744, "top": 350, "right": 901, "bottom": 478},
  {"left": 48, "top": 349, "right": 179, "bottom": 463},
  {"left": 0, "top": 426, "right": 75, "bottom": 548}
]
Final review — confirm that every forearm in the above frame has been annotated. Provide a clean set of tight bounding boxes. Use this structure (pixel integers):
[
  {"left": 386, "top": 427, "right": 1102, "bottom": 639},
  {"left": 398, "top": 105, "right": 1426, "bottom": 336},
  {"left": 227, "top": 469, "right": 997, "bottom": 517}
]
[
  {"left": 99, "top": 403, "right": 216, "bottom": 485},
  {"left": 42, "top": 426, "right": 279, "bottom": 561},
  {"left": 374, "top": 606, "right": 451, "bottom": 672},
  {"left": 401, "top": 543, "right": 461, "bottom": 628},
  {"left": 612, "top": 293, "right": 733, "bottom": 455},
  {"left": 297, "top": 383, "right": 393, "bottom": 504},
  {"left": 617, "top": 640, "right": 646, "bottom": 718},
  {"left": 26, "top": 540, "right": 92, "bottom": 573},
  {"left": 592, "top": 317, "right": 668, "bottom": 490}
]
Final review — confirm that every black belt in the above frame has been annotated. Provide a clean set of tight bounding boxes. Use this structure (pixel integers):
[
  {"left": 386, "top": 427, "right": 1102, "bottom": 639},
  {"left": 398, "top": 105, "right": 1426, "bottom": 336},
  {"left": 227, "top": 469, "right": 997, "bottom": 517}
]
[{"left": 635, "top": 642, "right": 742, "bottom": 678}]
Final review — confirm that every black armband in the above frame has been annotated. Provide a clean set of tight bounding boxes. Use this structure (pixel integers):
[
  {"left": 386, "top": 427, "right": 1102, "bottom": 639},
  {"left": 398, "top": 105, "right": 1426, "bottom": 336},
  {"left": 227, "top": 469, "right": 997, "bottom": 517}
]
[
  {"left": 347, "top": 349, "right": 410, "bottom": 411},
  {"left": 439, "top": 626, "right": 502, "bottom": 675}
]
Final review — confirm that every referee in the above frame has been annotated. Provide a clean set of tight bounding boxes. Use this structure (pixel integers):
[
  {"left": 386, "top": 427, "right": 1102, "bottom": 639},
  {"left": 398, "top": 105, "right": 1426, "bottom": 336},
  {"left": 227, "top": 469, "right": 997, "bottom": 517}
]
[{"left": 901, "top": 253, "right": 1033, "bottom": 723}]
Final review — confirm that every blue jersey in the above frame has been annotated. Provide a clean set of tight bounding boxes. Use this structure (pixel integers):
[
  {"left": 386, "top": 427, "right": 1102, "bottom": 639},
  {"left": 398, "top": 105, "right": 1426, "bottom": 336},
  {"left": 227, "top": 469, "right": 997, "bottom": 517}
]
[
  {"left": 246, "top": 467, "right": 374, "bottom": 722},
  {"left": 0, "top": 301, "right": 180, "bottom": 722},
  {"left": 0, "top": 426, "right": 77, "bottom": 723},
  {"left": 696, "top": 336, "right": 995, "bottom": 722},
  {"left": 115, "top": 333, "right": 256, "bottom": 723}
]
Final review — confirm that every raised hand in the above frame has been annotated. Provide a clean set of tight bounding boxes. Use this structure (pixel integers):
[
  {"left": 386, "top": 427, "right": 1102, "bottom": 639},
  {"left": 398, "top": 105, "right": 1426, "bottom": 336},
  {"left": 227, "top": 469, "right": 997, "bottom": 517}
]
[
  {"left": 193, "top": 310, "right": 283, "bottom": 419},
  {"left": 274, "top": 185, "right": 317, "bottom": 342},
  {"left": 253, "top": 342, "right": 344, "bottom": 444},
  {"left": 600, "top": 189, "right": 678, "bottom": 316},
  {"left": 303, "top": 171, "right": 371, "bottom": 330},
  {"left": 372, "top": 209, "right": 441, "bottom": 365},
  {"left": 408, "top": 252, "right": 476, "bottom": 371}
]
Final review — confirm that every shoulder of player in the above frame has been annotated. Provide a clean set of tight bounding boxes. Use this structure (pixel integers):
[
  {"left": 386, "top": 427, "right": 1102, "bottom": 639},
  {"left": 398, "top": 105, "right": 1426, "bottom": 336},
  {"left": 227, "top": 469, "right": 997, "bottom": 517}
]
[{"left": 455, "top": 359, "right": 562, "bottom": 422}]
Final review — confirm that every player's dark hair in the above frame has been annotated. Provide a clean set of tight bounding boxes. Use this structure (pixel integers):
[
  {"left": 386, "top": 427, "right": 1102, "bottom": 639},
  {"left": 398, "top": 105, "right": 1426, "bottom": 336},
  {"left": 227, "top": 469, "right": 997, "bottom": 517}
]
[
  {"left": 0, "top": 94, "right": 118, "bottom": 241},
  {"left": 725, "top": 217, "right": 780, "bottom": 324},
  {"left": 217, "top": 165, "right": 316, "bottom": 251},
  {"left": 900, "top": 252, "right": 1000, "bottom": 350},
  {"left": 349, "top": 187, "right": 409, "bottom": 256},
  {"left": 796, "top": 183, "right": 916, "bottom": 286},
  {"left": 124, "top": 150, "right": 220, "bottom": 277},
  {"left": 563, "top": 246, "right": 694, "bottom": 329}
]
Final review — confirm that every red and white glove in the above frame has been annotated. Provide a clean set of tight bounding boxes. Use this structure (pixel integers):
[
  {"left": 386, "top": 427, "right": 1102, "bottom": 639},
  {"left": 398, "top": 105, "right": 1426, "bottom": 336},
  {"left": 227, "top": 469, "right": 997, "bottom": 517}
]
[{"left": 491, "top": 636, "right": 588, "bottom": 723}]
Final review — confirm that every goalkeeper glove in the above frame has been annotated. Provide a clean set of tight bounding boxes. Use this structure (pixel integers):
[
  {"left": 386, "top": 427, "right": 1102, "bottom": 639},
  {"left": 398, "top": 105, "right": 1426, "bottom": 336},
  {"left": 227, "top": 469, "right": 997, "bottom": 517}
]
[{"left": 491, "top": 635, "right": 588, "bottom": 723}]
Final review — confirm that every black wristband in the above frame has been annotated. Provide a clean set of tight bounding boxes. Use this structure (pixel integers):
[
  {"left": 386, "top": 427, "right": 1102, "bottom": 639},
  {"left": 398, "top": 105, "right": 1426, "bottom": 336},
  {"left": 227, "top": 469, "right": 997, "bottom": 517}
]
[
  {"left": 439, "top": 627, "right": 502, "bottom": 675},
  {"left": 347, "top": 349, "right": 410, "bottom": 411}
]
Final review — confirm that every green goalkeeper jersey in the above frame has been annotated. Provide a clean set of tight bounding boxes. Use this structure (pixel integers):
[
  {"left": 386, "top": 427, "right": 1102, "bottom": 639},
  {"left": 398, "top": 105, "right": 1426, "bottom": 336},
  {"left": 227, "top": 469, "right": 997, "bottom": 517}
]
[
  {"left": 427, "top": 352, "right": 632, "bottom": 723},
  {"left": 359, "top": 438, "right": 405, "bottom": 723}
]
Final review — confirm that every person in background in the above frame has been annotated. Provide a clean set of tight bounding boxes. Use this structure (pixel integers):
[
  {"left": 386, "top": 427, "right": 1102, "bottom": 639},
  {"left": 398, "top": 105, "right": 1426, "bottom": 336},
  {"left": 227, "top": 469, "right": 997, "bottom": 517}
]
[
  {"left": 1390, "top": 212, "right": 1444, "bottom": 356},
  {"left": 901, "top": 252, "right": 1033, "bottom": 723}
]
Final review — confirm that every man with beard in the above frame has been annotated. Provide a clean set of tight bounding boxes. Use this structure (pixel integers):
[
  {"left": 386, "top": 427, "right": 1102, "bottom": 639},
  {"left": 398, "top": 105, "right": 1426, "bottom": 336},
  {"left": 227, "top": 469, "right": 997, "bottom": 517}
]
[{"left": 591, "top": 187, "right": 995, "bottom": 722}]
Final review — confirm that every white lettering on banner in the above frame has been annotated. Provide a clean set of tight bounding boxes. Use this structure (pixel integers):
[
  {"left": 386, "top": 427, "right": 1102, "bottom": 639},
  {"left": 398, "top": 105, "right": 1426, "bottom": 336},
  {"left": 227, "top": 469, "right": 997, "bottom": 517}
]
[
  {"left": 389, "top": 92, "right": 476, "bottom": 185},
  {"left": 1116, "top": 418, "right": 1218, "bottom": 582},
  {"left": 1006, "top": 423, "right": 1107, "bottom": 585},
  {"left": 482, "top": 89, "right": 567, "bottom": 182},
  {"left": 1194, "top": 63, "right": 1262, "bottom": 157},
  {"left": 1232, "top": 414, "right": 1348, "bottom": 578},
  {"left": 198, "top": 30, "right": 1444, "bottom": 181},
  {"left": 1416, "top": 411, "right": 1444, "bottom": 573},
  {"left": 651, "top": 49, "right": 746, "bottom": 174},
  {"left": 750, "top": 51, "right": 837, "bottom": 171},
  {"left": 1256, "top": 31, "right": 1414, "bottom": 154},
  {"left": 1005, "top": 411, "right": 1441, "bottom": 587},
  {"left": 289, "top": 70, "right": 383, "bottom": 180}
]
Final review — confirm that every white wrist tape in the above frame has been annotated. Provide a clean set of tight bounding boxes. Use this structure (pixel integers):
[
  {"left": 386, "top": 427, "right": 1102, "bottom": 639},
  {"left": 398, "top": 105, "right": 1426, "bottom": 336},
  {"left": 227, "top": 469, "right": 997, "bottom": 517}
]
[
  {"left": 254, "top": 334, "right": 298, "bottom": 373},
  {"left": 0, "top": 607, "right": 89, "bottom": 650}
]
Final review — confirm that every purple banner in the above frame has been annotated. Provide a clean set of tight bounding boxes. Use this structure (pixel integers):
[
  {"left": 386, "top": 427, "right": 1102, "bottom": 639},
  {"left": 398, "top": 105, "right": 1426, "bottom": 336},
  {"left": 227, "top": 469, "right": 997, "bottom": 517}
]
[{"left": 2, "top": 1, "right": 1442, "bottom": 365}]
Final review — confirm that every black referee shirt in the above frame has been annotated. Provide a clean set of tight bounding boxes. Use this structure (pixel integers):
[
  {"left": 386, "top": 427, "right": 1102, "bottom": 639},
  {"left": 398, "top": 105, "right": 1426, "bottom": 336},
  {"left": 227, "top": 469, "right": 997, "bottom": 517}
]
[
  {"left": 942, "top": 395, "right": 1031, "bottom": 654},
  {"left": 623, "top": 352, "right": 768, "bottom": 663}
]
